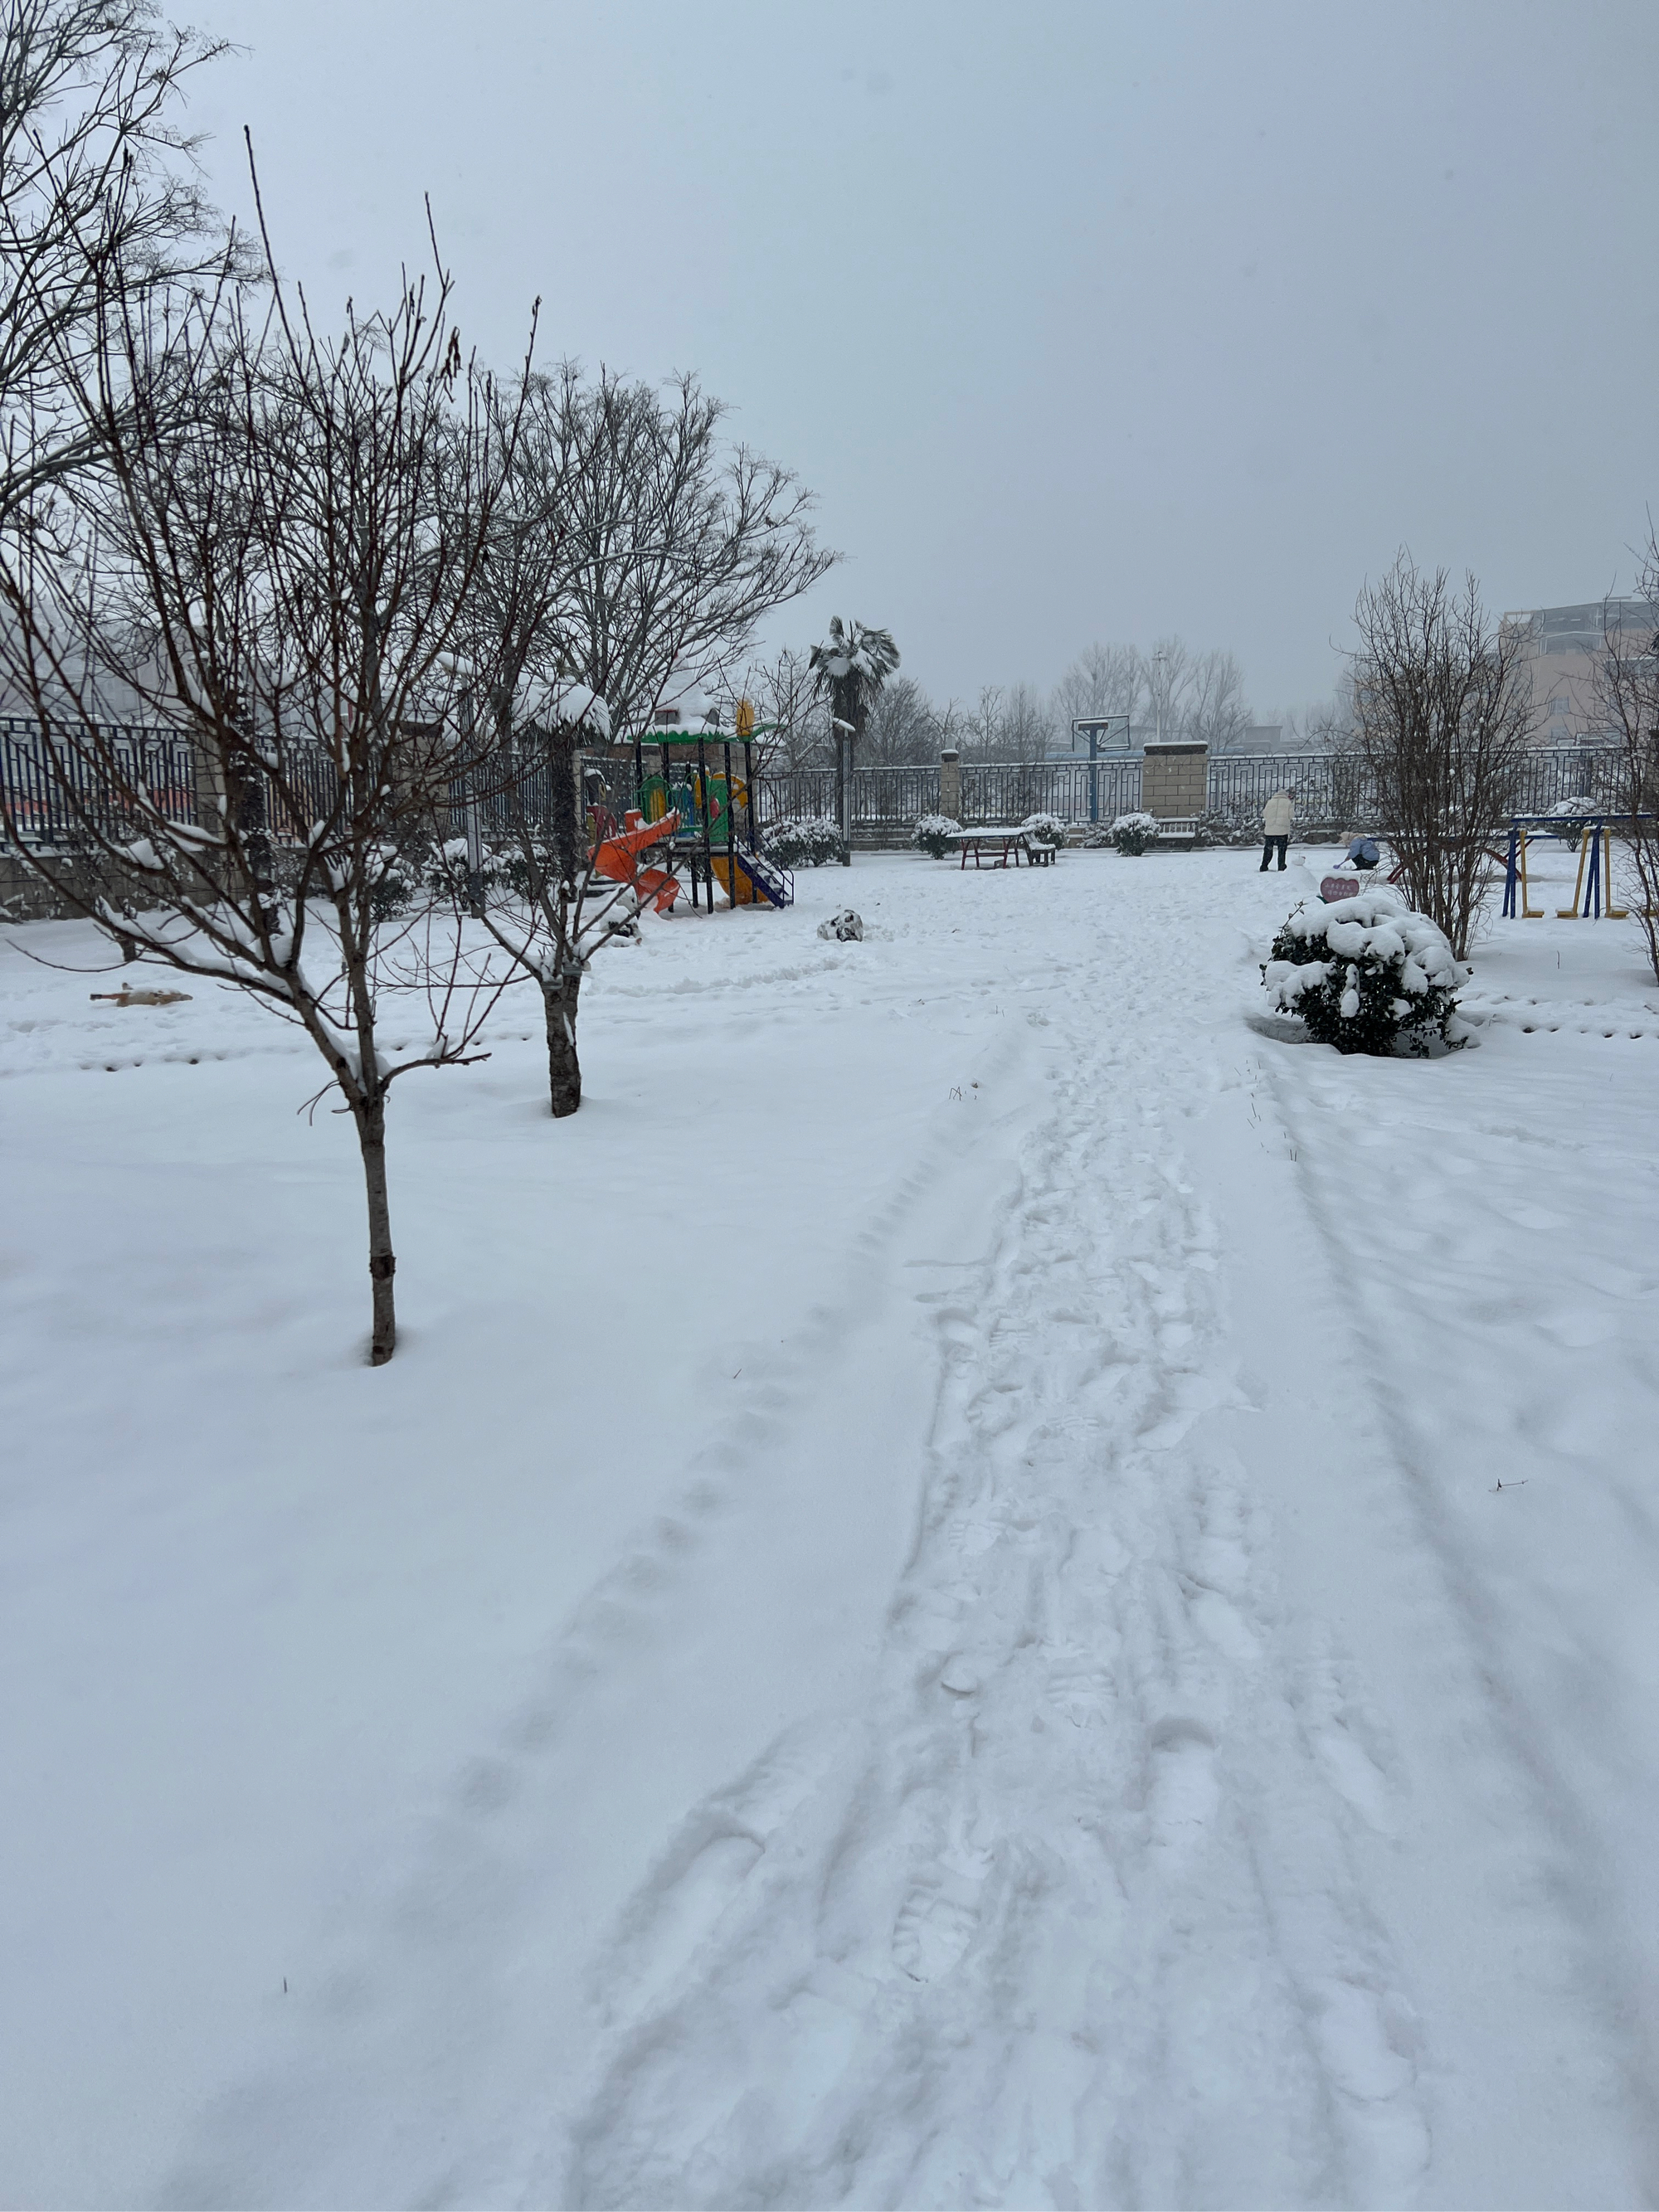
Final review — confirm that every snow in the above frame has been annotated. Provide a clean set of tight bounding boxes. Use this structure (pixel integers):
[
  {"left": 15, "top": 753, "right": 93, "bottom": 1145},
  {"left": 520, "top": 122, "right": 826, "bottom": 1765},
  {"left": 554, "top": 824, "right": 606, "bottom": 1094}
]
[{"left": 3, "top": 840, "right": 1659, "bottom": 2207}]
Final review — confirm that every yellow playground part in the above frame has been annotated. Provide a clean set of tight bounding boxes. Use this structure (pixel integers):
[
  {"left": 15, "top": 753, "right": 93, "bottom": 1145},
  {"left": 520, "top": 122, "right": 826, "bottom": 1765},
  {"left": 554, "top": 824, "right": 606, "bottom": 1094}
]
[
  {"left": 1554, "top": 822, "right": 1630, "bottom": 921},
  {"left": 710, "top": 851, "right": 768, "bottom": 906},
  {"left": 1507, "top": 817, "right": 1652, "bottom": 921}
]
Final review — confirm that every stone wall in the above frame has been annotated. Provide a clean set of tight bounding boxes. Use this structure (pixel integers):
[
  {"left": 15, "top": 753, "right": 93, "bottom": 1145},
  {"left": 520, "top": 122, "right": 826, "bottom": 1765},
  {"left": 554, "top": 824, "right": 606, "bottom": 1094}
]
[{"left": 1140, "top": 741, "right": 1207, "bottom": 819}]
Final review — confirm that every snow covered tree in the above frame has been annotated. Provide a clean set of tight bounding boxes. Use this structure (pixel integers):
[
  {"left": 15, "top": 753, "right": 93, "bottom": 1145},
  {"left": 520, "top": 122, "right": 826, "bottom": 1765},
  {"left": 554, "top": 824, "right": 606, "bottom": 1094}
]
[
  {"left": 0, "top": 216, "right": 533, "bottom": 1364},
  {"left": 810, "top": 617, "right": 898, "bottom": 862}
]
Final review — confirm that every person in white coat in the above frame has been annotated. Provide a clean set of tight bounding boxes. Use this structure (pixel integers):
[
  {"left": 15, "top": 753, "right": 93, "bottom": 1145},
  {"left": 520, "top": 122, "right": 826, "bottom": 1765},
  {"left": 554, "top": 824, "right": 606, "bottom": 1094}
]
[{"left": 1259, "top": 788, "right": 1294, "bottom": 871}]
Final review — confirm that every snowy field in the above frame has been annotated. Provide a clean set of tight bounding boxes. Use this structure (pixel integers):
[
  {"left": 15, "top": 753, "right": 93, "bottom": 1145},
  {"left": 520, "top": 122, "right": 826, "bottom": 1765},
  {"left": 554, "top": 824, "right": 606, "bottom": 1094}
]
[{"left": 3, "top": 840, "right": 1659, "bottom": 2210}]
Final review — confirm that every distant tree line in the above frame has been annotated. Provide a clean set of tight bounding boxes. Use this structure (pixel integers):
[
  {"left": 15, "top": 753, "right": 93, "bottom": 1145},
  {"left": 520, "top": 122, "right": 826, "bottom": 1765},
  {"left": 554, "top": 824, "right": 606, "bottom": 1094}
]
[{"left": 730, "top": 634, "right": 1349, "bottom": 772}]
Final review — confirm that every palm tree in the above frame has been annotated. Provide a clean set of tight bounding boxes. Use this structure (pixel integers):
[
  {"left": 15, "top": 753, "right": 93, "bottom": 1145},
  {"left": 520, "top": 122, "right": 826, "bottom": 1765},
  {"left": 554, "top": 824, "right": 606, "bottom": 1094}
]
[{"left": 810, "top": 618, "right": 900, "bottom": 863}]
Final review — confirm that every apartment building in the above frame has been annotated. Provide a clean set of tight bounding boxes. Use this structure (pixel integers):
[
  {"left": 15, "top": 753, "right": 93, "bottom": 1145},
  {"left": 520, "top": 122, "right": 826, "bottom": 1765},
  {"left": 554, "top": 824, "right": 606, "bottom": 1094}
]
[{"left": 1502, "top": 599, "right": 1657, "bottom": 743}]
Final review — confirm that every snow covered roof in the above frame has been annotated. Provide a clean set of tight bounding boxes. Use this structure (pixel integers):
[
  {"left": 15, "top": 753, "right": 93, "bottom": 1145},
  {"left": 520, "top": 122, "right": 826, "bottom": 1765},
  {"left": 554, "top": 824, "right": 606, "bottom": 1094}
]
[{"left": 518, "top": 677, "right": 612, "bottom": 739}]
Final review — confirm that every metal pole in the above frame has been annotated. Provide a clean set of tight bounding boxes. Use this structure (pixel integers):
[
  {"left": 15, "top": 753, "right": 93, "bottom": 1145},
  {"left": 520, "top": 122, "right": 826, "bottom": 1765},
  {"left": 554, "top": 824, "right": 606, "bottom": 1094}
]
[
  {"left": 722, "top": 738, "right": 734, "bottom": 900},
  {"left": 697, "top": 732, "right": 713, "bottom": 907},
  {"left": 460, "top": 689, "right": 484, "bottom": 918}
]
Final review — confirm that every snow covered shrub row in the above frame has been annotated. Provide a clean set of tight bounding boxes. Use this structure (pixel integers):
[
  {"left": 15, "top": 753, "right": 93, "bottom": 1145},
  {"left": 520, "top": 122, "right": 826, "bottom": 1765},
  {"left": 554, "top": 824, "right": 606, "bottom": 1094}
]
[
  {"left": 912, "top": 813, "right": 962, "bottom": 858},
  {"left": 1262, "top": 889, "right": 1469, "bottom": 1056},
  {"left": 763, "top": 815, "right": 847, "bottom": 868},
  {"left": 1020, "top": 811, "right": 1067, "bottom": 848},
  {"left": 1111, "top": 810, "right": 1160, "bottom": 855}
]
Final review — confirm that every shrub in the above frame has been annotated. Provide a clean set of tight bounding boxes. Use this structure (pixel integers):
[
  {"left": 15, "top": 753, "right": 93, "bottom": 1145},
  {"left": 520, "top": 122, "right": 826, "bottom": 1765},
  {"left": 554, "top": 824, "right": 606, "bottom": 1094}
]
[
  {"left": 1262, "top": 889, "right": 1469, "bottom": 1055},
  {"left": 764, "top": 814, "right": 847, "bottom": 868},
  {"left": 1020, "top": 810, "right": 1067, "bottom": 849},
  {"left": 371, "top": 841, "right": 429, "bottom": 919},
  {"left": 912, "top": 812, "right": 962, "bottom": 859},
  {"left": 1190, "top": 808, "right": 1248, "bottom": 849},
  {"left": 1111, "top": 809, "right": 1160, "bottom": 856}
]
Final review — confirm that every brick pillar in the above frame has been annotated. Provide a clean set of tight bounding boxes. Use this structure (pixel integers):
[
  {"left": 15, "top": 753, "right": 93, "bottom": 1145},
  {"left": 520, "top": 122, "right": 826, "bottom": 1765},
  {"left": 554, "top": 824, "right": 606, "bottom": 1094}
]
[
  {"left": 1140, "top": 741, "right": 1207, "bottom": 819},
  {"left": 939, "top": 746, "right": 961, "bottom": 822}
]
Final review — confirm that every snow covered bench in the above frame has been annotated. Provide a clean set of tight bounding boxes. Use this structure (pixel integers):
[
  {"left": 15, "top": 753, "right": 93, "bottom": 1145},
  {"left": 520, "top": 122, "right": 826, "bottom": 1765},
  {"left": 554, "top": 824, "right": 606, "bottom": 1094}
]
[{"left": 950, "top": 829, "right": 1052, "bottom": 870}]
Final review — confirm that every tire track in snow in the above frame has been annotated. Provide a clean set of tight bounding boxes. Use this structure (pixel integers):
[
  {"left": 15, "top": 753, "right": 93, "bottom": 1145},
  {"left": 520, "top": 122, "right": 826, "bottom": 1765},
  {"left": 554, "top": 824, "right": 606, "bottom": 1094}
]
[{"left": 551, "top": 928, "right": 1433, "bottom": 2210}]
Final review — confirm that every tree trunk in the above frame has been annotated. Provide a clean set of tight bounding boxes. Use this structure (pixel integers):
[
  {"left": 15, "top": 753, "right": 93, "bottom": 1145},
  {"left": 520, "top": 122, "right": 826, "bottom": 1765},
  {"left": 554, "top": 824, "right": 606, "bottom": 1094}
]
[
  {"left": 544, "top": 966, "right": 582, "bottom": 1118},
  {"left": 551, "top": 725, "right": 580, "bottom": 893},
  {"left": 356, "top": 1097, "right": 397, "bottom": 1364}
]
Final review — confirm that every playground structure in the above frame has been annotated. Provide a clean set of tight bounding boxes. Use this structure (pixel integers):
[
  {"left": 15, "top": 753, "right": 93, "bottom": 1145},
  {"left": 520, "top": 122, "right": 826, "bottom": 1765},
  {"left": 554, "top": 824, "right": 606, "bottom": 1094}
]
[
  {"left": 1501, "top": 815, "right": 1657, "bottom": 921},
  {"left": 618, "top": 720, "right": 795, "bottom": 912}
]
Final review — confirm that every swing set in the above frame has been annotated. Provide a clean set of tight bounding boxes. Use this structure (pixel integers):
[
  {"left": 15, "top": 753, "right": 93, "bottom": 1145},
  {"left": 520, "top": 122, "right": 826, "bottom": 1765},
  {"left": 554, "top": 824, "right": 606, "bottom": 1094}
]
[{"left": 1501, "top": 814, "right": 1657, "bottom": 921}]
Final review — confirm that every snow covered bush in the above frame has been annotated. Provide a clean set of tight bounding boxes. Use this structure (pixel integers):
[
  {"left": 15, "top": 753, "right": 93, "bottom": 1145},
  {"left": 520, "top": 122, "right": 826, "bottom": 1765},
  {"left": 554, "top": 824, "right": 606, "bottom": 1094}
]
[
  {"left": 1262, "top": 889, "right": 1469, "bottom": 1055},
  {"left": 370, "top": 843, "right": 426, "bottom": 920},
  {"left": 912, "top": 813, "right": 962, "bottom": 859},
  {"left": 764, "top": 815, "right": 846, "bottom": 868},
  {"left": 1112, "top": 810, "right": 1160, "bottom": 856},
  {"left": 1020, "top": 811, "right": 1067, "bottom": 849}
]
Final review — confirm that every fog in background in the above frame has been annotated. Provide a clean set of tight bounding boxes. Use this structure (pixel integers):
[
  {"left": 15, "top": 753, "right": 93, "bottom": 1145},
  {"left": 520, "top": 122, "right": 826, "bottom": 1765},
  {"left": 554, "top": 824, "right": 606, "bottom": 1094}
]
[{"left": 183, "top": 0, "right": 1658, "bottom": 726}]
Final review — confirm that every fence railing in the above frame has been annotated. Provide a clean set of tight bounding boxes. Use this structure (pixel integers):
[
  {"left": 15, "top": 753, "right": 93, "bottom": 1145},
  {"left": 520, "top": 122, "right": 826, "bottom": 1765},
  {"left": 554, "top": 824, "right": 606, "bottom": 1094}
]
[{"left": 2, "top": 719, "right": 1629, "bottom": 858}]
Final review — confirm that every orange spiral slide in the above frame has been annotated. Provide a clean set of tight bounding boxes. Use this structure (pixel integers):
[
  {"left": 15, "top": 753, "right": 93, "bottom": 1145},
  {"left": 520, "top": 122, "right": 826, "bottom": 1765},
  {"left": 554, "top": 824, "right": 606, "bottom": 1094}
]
[{"left": 593, "top": 809, "right": 681, "bottom": 913}]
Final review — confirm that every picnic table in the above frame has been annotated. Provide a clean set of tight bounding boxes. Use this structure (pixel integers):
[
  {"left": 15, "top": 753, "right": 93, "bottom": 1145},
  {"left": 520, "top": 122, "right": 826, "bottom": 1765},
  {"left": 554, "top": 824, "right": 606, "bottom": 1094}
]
[{"left": 950, "top": 827, "right": 1055, "bottom": 869}]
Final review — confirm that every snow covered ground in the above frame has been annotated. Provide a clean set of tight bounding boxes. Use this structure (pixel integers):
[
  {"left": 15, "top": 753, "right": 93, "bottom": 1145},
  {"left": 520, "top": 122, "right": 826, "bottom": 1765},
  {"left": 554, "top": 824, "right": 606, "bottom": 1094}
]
[{"left": 3, "top": 839, "right": 1658, "bottom": 2209}]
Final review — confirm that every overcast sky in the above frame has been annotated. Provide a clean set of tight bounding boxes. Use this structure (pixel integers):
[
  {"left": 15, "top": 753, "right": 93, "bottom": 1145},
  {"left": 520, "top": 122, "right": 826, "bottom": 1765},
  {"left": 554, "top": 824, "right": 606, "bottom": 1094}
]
[{"left": 183, "top": 0, "right": 1658, "bottom": 717}]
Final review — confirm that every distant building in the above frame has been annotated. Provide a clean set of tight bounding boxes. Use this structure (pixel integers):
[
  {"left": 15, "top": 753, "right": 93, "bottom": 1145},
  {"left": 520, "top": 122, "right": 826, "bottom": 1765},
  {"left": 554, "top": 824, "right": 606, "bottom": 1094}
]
[{"left": 1501, "top": 599, "right": 1658, "bottom": 745}]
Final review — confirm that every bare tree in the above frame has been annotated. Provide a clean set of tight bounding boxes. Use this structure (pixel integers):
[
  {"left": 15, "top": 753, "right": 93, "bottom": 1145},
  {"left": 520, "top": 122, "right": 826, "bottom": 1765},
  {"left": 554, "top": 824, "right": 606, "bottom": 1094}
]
[
  {"left": 1140, "top": 636, "right": 1190, "bottom": 746},
  {"left": 995, "top": 680, "right": 1053, "bottom": 764},
  {"left": 1181, "top": 647, "right": 1250, "bottom": 750},
  {"left": 0, "top": 0, "right": 234, "bottom": 532},
  {"left": 860, "top": 673, "right": 946, "bottom": 766},
  {"left": 434, "top": 687, "right": 685, "bottom": 1120},
  {"left": 1054, "top": 641, "right": 1141, "bottom": 741},
  {"left": 0, "top": 216, "right": 533, "bottom": 1364},
  {"left": 1591, "top": 542, "right": 1659, "bottom": 980},
  {"left": 722, "top": 644, "right": 830, "bottom": 775},
  {"left": 958, "top": 683, "right": 1005, "bottom": 762},
  {"left": 1350, "top": 554, "right": 1536, "bottom": 959},
  {"left": 472, "top": 362, "right": 834, "bottom": 742}
]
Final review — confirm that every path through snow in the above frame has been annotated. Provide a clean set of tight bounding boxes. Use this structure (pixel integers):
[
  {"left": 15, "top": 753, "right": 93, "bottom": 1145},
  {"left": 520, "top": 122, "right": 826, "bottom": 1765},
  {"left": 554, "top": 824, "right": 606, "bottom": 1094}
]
[{"left": 2, "top": 851, "right": 1656, "bottom": 2207}]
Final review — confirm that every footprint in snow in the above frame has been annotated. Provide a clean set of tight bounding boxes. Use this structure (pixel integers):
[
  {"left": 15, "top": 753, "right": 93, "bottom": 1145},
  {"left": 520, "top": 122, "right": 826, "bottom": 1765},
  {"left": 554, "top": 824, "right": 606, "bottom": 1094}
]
[
  {"left": 1146, "top": 1717, "right": 1221, "bottom": 1858},
  {"left": 892, "top": 1857, "right": 989, "bottom": 1982}
]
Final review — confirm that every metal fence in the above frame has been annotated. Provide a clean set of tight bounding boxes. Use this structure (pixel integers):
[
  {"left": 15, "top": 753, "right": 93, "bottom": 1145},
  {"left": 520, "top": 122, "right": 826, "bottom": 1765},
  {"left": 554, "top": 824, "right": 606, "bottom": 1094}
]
[
  {"left": 3, "top": 719, "right": 1628, "bottom": 855},
  {"left": 756, "top": 759, "right": 1146, "bottom": 830},
  {"left": 1206, "top": 747, "right": 1622, "bottom": 828},
  {"left": 1, "top": 718, "right": 203, "bottom": 845}
]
